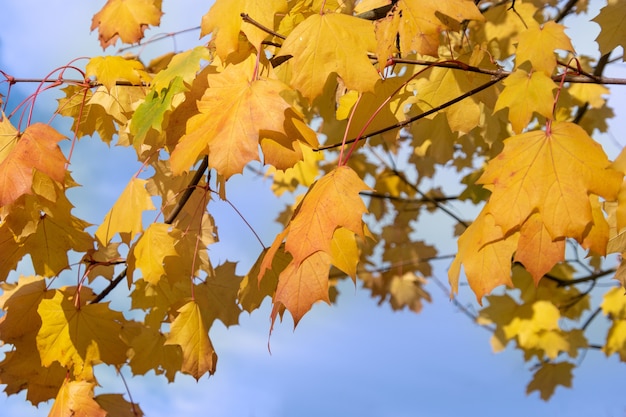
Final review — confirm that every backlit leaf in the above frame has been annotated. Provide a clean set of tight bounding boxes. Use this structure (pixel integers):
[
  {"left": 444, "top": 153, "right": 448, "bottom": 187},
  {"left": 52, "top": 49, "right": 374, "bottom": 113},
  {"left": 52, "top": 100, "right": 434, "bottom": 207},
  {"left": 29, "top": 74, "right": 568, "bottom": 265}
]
[
  {"left": 276, "top": 13, "right": 380, "bottom": 101},
  {"left": 526, "top": 362, "right": 575, "bottom": 401},
  {"left": 91, "top": 0, "right": 162, "bottom": 49}
]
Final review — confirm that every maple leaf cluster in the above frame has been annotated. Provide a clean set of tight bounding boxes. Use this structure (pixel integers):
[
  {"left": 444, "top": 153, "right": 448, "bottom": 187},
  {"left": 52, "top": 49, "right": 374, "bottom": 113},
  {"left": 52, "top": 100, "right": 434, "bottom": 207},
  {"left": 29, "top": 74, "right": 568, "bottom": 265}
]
[{"left": 2, "top": 0, "right": 626, "bottom": 413}]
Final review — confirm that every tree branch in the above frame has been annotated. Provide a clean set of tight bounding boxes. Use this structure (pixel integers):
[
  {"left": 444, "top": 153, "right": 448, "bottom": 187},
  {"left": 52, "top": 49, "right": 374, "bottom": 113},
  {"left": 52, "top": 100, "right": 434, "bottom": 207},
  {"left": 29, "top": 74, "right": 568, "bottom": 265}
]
[
  {"left": 316, "top": 75, "right": 505, "bottom": 151},
  {"left": 91, "top": 156, "right": 210, "bottom": 304}
]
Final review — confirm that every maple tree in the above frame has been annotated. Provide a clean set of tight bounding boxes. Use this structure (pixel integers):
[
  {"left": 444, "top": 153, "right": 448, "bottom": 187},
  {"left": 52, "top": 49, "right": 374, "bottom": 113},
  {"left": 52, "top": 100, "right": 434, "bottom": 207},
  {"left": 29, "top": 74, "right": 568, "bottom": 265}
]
[{"left": 2, "top": 0, "right": 626, "bottom": 413}]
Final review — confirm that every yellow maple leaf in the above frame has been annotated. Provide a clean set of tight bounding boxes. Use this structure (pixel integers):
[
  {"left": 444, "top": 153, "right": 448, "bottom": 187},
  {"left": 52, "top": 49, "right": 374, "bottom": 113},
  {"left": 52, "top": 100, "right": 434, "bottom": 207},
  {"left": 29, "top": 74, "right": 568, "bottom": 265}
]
[
  {"left": 95, "top": 393, "right": 144, "bottom": 417},
  {"left": 37, "top": 289, "right": 128, "bottom": 378},
  {"left": 514, "top": 213, "right": 565, "bottom": 284},
  {"left": 49, "top": 379, "right": 107, "bottom": 417},
  {"left": 515, "top": 21, "right": 574, "bottom": 75},
  {"left": 170, "top": 63, "right": 298, "bottom": 178},
  {"left": 275, "top": 13, "right": 380, "bottom": 101},
  {"left": 503, "top": 301, "right": 567, "bottom": 360},
  {"left": 493, "top": 69, "right": 556, "bottom": 134},
  {"left": 86, "top": 56, "right": 151, "bottom": 92},
  {"left": 95, "top": 177, "right": 156, "bottom": 245},
  {"left": 479, "top": 121, "right": 623, "bottom": 240},
  {"left": 285, "top": 166, "right": 371, "bottom": 265},
  {"left": 0, "top": 276, "right": 47, "bottom": 342},
  {"left": 592, "top": 0, "right": 626, "bottom": 60},
  {"left": 24, "top": 198, "right": 94, "bottom": 277},
  {"left": 165, "top": 300, "right": 217, "bottom": 379},
  {"left": 128, "top": 223, "right": 178, "bottom": 285},
  {"left": 526, "top": 362, "right": 575, "bottom": 401},
  {"left": 194, "top": 262, "right": 243, "bottom": 328},
  {"left": 91, "top": 0, "right": 162, "bottom": 49},
  {"left": 396, "top": 0, "right": 484, "bottom": 56},
  {"left": 448, "top": 207, "right": 519, "bottom": 302},
  {"left": 127, "top": 325, "right": 182, "bottom": 382},
  {"left": 201, "top": 0, "right": 288, "bottom": 59}
]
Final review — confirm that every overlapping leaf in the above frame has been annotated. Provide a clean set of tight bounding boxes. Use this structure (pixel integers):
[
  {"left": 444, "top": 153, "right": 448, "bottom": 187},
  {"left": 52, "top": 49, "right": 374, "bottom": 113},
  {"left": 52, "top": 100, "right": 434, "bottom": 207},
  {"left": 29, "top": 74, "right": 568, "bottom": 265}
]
[
  {"left": 276, "top": 13, "right": 380, "bottom": 101},
  {"left": 478, "top": 122, "right": 623, "bottom": 240},
  {"left": 91, "top": 0, "right": 162, "bottom": 48}
]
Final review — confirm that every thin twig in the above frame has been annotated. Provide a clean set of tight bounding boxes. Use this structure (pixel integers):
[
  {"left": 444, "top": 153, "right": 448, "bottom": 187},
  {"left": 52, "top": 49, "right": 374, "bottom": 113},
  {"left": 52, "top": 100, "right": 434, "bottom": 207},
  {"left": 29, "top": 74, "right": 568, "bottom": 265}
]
[{"left": 240, "top": 13, "right": 286, "bottom": 40}]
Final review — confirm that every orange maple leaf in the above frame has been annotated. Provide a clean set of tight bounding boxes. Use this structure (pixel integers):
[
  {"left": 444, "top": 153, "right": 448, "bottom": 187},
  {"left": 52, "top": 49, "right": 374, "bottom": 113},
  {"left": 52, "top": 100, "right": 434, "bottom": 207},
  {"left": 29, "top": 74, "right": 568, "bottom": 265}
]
[
  {"left": 478, "top": 121, "right": 623, "bottom": 240},
  {"left": 91, "top": 0, "right": 162, "bottom": 49},
  {"left": 170, "top": 63, "right": 297, "bottom": 178},
  {"left": 514, "top": 212, "right": 565, "bottom": 284},
  {"left": 272, "top": 251, "right": 332, "bottom": 327},
  {"left": 0, "top": 123, "right": 66, "bottom": 207},
  {"left": 285, "top": 166, "right": 371, "bottom": 265}
]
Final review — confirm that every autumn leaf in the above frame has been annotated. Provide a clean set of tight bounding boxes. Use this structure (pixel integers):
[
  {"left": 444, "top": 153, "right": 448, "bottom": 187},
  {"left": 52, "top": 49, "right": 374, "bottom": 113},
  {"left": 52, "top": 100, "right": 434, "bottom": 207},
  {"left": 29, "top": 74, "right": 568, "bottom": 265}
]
[
  {"left": 170, "top": 63, "right": 302, "bottom": 178},
  {"left": 395, "top": 0, "right": 484, "bottom": 56},
  {"left": 515, "top": 21, "right": 574, "bottom": 75},
  {"left": 448, "top": 207, "right": 519, "bottom": 302},
  {"left": 0, "top": 123, "right": 66, "bottom": 207},
  {"left": 128, "top": 223, "right": 178, "bottom": 285},
  {"left": 201, "top": 0, "right": 288, "bottom": 59},
  {"left": 276, "top": 13, "right": 380, "bottom": 101},
  {"left": 194, "top": 262, "right": 243, "bottom": 328},
  {"left": 284, "top": 166, "right": 371, "bottom": 265},
  {"left": 91, "top": 0, "right": 162, "bottom": 49},
  {"left": 526, "top": 362, "right": 575, "bottom": 401},
  {"left": 49, "top": 379, "right": 107, "bottom": 417},
  {"left": 514, "top": 213, "right": 565, "bottom": 284},
  {"left": 592, "top": 0, "right": 626, "bottom": 60},
  {"left": 86, "top": 56, "right": 150, "bottom": 92},
  {"left": 95, "top": 177, "right": 156, "bottom": 245},
  {"left": 37, "top": 289, "right": 129, "bottom": 378},
  {"left": 478, "top": 122, "right": 623, "bottom": 240},
  {"left": 493, "top": 69, "right": 557, "bottom": 134},
  {"left": 95, "top": 394, "right": 144, "bottom": 417},
  {"left": 165, "top": 300, "right": 217, "bottom": 379},
  {"left": 127, "top": 325, "right": 182, "bottom": 382},
  {"left": 272, "top": 251, "right": 332, "bottom": 327}
]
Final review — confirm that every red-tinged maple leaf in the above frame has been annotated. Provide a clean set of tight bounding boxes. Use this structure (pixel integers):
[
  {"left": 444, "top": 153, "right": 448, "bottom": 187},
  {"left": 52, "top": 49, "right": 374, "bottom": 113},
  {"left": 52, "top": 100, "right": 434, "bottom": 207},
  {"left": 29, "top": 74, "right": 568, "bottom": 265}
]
[
  {"left": 514, "top": 213, "right": 565, "bottom": 284},
  {"left": 91, "top": 0, "right": 162, "bottom": 49},
  {"left": 201, "top": 0, "right": 288, "bottom": 59},
  {"left": 478, "top": 122, "right": 623, "bottom": 240},
  {"left": 275, "top": 12, "right": 380, "bottom": 101},
  {"left": 448, "top": 206, "right": 519, "bottom": 303},
  {"left": 0, "top": 123, "right": 66, "bottom": 207},
  {"left": 285, "top": 166, "right": 371, "bottom": 265},
  {"left": 271, "top": 251, "right": 332, "bottom": 327},
  {"left": 170, "top": 63, "right": 297, "bottom": 178},
  {"left": 49, "top": 379, "right": 107, "bottom": 417}
]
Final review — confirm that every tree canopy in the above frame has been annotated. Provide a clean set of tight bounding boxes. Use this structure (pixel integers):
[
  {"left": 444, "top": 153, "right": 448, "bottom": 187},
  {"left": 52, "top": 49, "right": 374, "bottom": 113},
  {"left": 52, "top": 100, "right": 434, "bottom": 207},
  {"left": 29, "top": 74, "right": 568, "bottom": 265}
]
[{"left": 2, "top": 0, "right": 626, "bottom": 414}]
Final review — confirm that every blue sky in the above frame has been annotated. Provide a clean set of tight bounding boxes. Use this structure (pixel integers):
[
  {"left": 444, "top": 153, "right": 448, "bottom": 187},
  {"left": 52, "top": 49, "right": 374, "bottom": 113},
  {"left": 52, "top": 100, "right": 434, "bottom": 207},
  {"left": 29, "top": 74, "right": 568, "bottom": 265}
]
[{"left": 1, "top": 1, "right": 626, "bottom": 416}]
